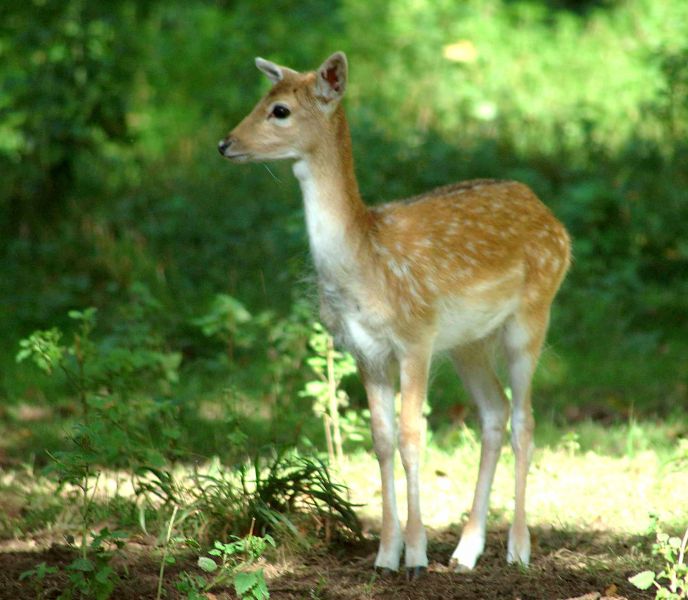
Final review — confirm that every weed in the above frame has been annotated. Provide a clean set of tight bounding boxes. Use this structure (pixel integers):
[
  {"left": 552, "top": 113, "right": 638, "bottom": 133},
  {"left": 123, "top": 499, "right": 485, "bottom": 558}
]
[
  {"left": 156, "top": 505, "right": 180, "bottom": 600},
  {"left": 240, "top": 450, "right": 362, "bottom": 542},
  {"left": 19, "top": 562, "right": 59, "bottom": 599},
  {"left": 177, "top": 524, "right": 275, "bottom": 599},
  {"left": 558, "top": 431, "right": 581, "bottom": 457},
  {"left": 61, "top": 528, "right": 127, "bottom": 600},
  {"left": 16, "top": 306, "right": 185, "bottom": 598},
  {"left": 299, "top": 323, "right": 357, "bottom": 464},
  {"left": 185, "top": 449, "right": 362, "bottom": 544},
  {"left": 629, "top": 525, "right": 688, "bottom": 598}
]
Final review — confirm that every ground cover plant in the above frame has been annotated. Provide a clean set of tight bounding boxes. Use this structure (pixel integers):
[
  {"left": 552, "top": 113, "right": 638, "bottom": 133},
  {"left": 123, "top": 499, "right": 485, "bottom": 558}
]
[{"left": 0, "top": 0, "right": 686, "bottom": 597}]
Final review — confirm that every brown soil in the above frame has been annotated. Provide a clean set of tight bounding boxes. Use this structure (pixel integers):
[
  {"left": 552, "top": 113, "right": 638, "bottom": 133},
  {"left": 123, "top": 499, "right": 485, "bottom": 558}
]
[{"left": 0, "top": 527, "right": 653, "bottom": 600}]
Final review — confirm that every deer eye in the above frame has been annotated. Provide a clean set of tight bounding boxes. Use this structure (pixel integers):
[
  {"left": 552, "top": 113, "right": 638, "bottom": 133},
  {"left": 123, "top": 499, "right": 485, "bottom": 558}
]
[{"left": 271, "top": 104, "right": 291, "bottom": 119}]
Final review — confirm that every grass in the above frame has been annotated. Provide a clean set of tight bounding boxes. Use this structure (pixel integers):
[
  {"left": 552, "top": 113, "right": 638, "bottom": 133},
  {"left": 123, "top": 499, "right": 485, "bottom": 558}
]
[
  {"left": 0, "top": 418, "right": 685, "bottom": 598},
  {"left": 340, "top": 422, "right": 688, "bottom": 537}
]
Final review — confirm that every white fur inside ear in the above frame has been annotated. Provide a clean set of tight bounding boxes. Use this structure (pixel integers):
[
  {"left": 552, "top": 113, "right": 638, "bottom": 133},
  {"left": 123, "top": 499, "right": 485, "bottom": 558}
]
[
  {"left": 315, "top": 52, "right": 347, "bottom": 102},
  {"left": 255, "top": 57, "right": 283, "bottom": 83}
]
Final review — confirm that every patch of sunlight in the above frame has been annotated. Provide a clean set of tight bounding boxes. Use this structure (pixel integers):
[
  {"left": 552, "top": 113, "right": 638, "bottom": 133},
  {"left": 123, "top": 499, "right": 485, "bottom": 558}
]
[
  {"left": 339, "top": 442, "right": 688, "bottom": 534},
  {"left": 442, "top": 40, "right": 478, "bottom": 63}
]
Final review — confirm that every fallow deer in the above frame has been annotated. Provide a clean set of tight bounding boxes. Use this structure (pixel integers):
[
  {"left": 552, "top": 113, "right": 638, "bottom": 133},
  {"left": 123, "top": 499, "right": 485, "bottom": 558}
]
[{"left": 218, "top": 52, "right": 570, "bottom": 578}]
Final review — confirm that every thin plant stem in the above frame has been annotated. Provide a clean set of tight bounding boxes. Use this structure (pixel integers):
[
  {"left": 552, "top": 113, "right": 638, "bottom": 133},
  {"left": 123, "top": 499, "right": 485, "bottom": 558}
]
[
  {"left": 323, "top": 413, "right": 335, "bottom": 465},
  {"left": 81, "top": 469, "right": 100, "bottom": 561},
  {"left": 156, "top": 504, "right": 179, "bottom": 600},
  {"left": 326, "top": 336, "right": 344, "bottom": 465}
]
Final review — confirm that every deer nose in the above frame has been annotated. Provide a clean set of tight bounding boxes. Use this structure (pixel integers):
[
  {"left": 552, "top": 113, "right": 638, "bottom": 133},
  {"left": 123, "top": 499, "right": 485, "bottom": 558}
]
[{"left": 217, "top": 138, "right": 232, "bottom": 156}]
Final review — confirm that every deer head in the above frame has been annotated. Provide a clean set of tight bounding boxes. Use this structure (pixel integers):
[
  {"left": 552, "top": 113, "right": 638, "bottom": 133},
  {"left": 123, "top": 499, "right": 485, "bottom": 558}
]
[{"left": 218, "top": 52, "right": 348, "bottom": 163}]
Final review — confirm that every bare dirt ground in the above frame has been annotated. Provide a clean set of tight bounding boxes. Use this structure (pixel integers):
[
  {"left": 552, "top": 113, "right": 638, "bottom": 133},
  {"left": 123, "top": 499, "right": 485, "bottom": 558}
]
[{"left": 0, "top": 527, "right": 653, "bottom": 599}]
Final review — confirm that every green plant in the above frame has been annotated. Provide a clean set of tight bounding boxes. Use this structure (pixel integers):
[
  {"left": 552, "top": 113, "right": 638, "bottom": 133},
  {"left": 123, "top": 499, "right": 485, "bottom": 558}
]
[
  {"left": 17, "top": 306, "right": 183, "bottom": 470},
  {"left": 300, "top": 323, "right": 357, "bottom": 464},
  {"left": 19, "top": 562, "right": 59, "bottom": 599},
  {"left": 177, "top": 527, "right": 275, "bottom": 600},
  {"left": 151, "top": 449, "right": 362, "bottom": 547},
  {"left": 16, "top": 306, "right": 187, "bottom": 597},
  {"left": 630, "top": 526, "right": 688, "bottom": 599},
  {"left": 155, "top": 505, "right": 179, "bottom": 600},
  {"left": 19, "top": 529, "right": 127, "bottom": 600},
  {"left": 193, "top": 293, "right": 267, "bottom": 365},
  {"left": 242, "top": 450, "right": 362, "bottom": 542},
  {"left": 60, "top": 528, "right": 127, "bottom": 600},
  {"left": 559, "top": 431, "right": 581, "bottom": 457}
]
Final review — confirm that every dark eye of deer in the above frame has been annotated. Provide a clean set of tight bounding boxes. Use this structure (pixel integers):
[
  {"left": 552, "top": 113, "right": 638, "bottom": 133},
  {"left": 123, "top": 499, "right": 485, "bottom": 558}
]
[{"left": 271, "top": 105, "right": 290, "bottom": 119}]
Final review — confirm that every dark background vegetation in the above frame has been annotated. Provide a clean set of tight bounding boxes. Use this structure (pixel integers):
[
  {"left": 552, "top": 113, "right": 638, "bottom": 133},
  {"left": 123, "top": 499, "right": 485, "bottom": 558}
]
[{"left": 1, "top": 0, "right": 687, "bottom": 462}]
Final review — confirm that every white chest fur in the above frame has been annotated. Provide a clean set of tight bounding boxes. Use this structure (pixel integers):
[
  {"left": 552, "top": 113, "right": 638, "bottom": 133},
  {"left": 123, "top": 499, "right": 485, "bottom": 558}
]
[{"left": 293, "top": 159, "right": 351, "bottom": 273}]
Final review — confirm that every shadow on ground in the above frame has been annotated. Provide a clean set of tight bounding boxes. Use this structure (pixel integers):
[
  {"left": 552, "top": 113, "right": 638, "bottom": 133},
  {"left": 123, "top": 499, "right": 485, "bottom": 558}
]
[{"left": 0, "top": 526, "right": 655, "bottom": 599}]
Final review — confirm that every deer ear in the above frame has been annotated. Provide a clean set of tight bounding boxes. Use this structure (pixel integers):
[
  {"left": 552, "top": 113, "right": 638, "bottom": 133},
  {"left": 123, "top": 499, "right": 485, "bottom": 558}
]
[
  {"left": 314, "top": 52, "right": 347, "bottom": 104},
  {"left": 255, "top": 57, "right": 284, "bottom": 84}
]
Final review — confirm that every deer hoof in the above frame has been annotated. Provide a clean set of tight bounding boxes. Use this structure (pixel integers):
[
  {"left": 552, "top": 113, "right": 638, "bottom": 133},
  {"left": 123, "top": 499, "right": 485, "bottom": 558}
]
[{"left": 406, "top": 566, "right": 427, "bottom": 581}]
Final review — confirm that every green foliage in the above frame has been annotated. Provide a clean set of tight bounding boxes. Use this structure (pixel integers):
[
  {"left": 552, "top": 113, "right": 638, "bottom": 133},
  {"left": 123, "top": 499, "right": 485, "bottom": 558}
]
[
  {"left": 301, "top": 323, "right": 357, "bottom": 419},
  {"left": 175, "top": 450, "right": 362, "bottom": 544},
  {"left": 19, "top": 562, "right": 59, "bottom": 599},
  {"left": 15, "top": 306, "right": 184, "bottom": 597},
  {"left": 16, "top": 328, "right": 65, "bottom": 374},
  {"left": 17, "top": 307, "right": 182, "bottom": 471},
  {"left": 630, "top": 526, "right": 688, "bottom": 598},
  {"left": 300, "top": 323, "right": 360, "bottom": 460},
  {"left": 60, "top": 528, "right": 127, "bottom": 600},
  {"left": 3, "top": 0, "right": 688, "bottom": 421},
  {"left": 3, "top": 3, "right": 688, "bottom": 592},
  {"left": 193, "top": 294, "right": 253, "bottom": 344},
  {"left": 20, "top": 527, "right": 126, "bottom": 600},
  {"left": 185, "top": 534, "right": 275, "bottom": 599},
  {"left": 0, "top": 0, "right": 147, "bottom": 234},
  {"left": 241, "top": 450, "right": 362, "bottom": 540}
]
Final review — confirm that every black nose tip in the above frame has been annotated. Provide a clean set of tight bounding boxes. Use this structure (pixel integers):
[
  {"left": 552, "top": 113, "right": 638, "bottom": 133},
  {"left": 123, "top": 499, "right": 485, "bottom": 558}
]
[{"left": 218, "top": 139, "right": 230, "bottom": 155}]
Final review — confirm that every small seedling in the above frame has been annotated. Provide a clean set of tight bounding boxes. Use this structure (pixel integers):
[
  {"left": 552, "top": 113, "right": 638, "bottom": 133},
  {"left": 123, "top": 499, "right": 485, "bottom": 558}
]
[
  {"left": 19, "top": 562, "right": 59, "bottom": 599},
  {"left": 177, "top": 523, "right": 275, "bottom": 599},
  {"left": 630, "top": 525, "right": 688, "bottom": 599}
]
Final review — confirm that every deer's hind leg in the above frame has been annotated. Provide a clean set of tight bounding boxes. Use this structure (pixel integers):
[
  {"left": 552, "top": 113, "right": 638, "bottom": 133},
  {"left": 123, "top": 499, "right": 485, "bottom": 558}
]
[
  {"left": 450, "top": 339, "right": 508, "bottom": 570},
  {"left": 503, "top": 305, "right": 550, "bottom": 566}
]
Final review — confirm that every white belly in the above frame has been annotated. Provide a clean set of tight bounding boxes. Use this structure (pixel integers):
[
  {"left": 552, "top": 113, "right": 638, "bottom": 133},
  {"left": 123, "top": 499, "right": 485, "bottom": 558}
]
[{"left": 432, "top": 295, "right": 518, "bottom": 352}]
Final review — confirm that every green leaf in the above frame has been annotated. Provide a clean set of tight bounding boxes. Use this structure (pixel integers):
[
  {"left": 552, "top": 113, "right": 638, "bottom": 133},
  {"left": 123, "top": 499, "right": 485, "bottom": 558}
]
[
  {"left": 197, "top": 556, "right": 217, "bottom": 572},
  {"left": 69, "top": 557, "right": 94, "bottom": 572},
  {"left": 253, "top": 573, "right": 270, "bottom": 599},
  {"left": 234, "top": 571, "right": 258, "bottom": 597},
  {"left": 95, "top": 565, "right": 114, "bottom": 583},
  {"left": 629, "top": 570, "right": 656, "bottom": 590}
]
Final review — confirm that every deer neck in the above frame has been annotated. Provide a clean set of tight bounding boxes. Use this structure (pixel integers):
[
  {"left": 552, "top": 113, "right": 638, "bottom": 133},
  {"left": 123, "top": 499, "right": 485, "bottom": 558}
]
[{"left": 293, "top": 107, "right": 369, "bottom": 280}]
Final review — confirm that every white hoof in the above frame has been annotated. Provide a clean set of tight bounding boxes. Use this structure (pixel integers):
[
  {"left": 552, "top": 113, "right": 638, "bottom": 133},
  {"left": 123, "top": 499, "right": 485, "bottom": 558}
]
[
  {"left": 507, "top": 524, "right": 530, "bottom": 566},
  {"left": 404, "top": 529, "right": 428, "bottom": 569},
  {"left": 374, "top": 530, "right": 404, "bottom": 571},
  {"left": 451, "top": 530, "right": 485, "bottom": 570}
]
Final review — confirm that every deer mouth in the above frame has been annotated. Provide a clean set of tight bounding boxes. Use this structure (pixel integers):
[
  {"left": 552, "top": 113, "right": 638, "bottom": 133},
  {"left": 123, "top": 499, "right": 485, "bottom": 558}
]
[{"left": 224, "top": 152, "right": 251, "bottom": 163}]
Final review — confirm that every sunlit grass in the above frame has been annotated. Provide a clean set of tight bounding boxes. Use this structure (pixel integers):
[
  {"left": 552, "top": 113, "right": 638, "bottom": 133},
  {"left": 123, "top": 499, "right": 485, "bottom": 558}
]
[
  {"left": 0, "top": 420, "right": 685, "bottom": 554},
  {"left": 338, "top": 422, "right": 688, "bottom": 536}
]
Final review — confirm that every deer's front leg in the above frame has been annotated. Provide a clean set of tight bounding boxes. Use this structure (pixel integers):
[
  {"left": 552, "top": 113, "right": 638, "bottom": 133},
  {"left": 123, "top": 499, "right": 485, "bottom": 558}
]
[
  {"left": 399, "top": 350, "right": 431, "bottom": 578},
  {"left": 362, "top": 369, "right": 403, "bottom": 572}
]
